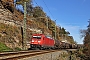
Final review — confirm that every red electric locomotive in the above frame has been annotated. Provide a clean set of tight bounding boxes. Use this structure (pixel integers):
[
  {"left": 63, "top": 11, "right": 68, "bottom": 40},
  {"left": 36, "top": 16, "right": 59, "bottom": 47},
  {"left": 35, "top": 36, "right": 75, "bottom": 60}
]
[{"left": 30, "top": 34, "right": 55, "bottom": 49}]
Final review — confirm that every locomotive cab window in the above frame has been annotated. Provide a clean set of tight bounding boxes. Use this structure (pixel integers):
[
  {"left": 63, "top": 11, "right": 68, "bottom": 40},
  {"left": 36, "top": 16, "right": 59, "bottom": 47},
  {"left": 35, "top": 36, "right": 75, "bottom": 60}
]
[
  {"left": 33, "top": 36, "right": 41, "bottom": 39},
  {"left": 46, "top": 36, "right": 53, "bottom": 39}
]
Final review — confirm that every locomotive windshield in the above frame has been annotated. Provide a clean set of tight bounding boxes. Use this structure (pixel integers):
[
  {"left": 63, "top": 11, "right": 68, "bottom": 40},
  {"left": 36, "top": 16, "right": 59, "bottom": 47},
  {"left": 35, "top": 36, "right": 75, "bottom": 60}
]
[
  {"left": 46, "top": 36, "right": 53, "bottom": 40},
  {"left": 33, "top": 36, "right": 41, "bottom": 39}
]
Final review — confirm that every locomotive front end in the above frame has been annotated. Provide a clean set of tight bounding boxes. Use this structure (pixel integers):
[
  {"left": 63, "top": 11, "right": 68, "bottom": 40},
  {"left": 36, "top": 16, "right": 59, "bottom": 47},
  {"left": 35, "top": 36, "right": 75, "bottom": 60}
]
[{"left": 30, "top": 35, "right": 42, "bottom": 49}]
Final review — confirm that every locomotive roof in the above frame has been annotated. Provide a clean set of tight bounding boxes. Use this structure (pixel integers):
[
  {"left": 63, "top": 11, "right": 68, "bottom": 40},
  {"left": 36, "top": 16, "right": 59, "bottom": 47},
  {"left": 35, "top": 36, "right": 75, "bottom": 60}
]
[
  {"left": 32, "top": 34, "right": 44, "bottom": 36},
  {"left": 32, "top": 34, "right": 54, "bottom": 39}
]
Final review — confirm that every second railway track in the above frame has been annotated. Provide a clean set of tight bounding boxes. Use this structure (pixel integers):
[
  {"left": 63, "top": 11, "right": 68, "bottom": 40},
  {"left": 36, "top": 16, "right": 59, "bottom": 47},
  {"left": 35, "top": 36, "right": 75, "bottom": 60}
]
[{"left": 0, "top": 50, "right": 59, "bottom": 60}]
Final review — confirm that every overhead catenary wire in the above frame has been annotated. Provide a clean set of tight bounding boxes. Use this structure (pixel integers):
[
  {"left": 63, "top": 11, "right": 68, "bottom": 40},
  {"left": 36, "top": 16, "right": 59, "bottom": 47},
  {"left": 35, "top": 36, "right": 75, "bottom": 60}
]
[
  {"left": 33, "top": 0, "right": 57, "bottom": 37},
  {"left": 34, "top": 0, "right": 55, "bottom": 20},
  {"left": 33, "top": 0, "right": 40, "bottom": 6},
  {"left": 42, "top": 0, "right": 55, "bottom": 19},
  {"left": 42, "top": 0, "right": 57, "bottom": 39}
]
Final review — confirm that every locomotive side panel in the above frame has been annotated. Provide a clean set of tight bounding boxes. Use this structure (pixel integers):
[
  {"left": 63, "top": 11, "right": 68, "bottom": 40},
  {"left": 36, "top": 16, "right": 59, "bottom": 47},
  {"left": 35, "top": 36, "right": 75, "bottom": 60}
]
[{"left": 42, "top": 36, "right": 54, "bottom": 48}]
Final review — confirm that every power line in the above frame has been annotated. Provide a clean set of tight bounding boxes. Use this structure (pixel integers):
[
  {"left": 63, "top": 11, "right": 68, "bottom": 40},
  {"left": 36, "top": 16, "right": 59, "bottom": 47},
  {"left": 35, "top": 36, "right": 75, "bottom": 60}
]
[
  {"left": 34, "top": 0, "right": 55, "bottom": 19},
  {"left": 33, "top": 0, "right": 39, "bottom": 6},
  {"left": 42, "top": 0, "right": 55, "bottom": 19}
]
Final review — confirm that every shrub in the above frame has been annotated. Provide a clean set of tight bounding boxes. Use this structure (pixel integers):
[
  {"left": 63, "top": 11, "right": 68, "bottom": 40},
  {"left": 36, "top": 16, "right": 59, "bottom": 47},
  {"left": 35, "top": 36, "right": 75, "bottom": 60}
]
[
  {"left": 15, "top": 47, "right": 21, "bottom": 51},
  {"left": 0, "top": 42, "right": 12, "bottom": 52}
]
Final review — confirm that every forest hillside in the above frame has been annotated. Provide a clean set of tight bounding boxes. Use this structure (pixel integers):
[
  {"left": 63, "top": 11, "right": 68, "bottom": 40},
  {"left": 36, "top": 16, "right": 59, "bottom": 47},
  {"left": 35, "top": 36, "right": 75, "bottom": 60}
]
[{"left": 0, "top": 0, "right": 76, "bottom": 50}]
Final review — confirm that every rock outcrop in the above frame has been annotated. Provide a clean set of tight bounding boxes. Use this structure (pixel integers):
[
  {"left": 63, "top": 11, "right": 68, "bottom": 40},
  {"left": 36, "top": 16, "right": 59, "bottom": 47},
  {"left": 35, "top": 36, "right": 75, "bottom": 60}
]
[{"left": 0, "top": 1, "right": 42, "bottom": 50}]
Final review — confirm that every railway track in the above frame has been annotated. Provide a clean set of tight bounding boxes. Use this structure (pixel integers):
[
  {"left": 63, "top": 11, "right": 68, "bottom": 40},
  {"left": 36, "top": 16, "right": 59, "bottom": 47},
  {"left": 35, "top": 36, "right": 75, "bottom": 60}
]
[{"left": 0, "top": 50, "right": 57, "bottom": 60}]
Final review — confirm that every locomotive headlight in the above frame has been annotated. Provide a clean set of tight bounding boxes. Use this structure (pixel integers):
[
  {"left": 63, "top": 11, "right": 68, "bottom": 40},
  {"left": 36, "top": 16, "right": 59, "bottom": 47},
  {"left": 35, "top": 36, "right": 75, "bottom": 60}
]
[
  {"left": 32, "top": 40, "right": 34, "bottom": 42},
  {"left": 38, "top": 41, "right": 41, "bottom": 43}
]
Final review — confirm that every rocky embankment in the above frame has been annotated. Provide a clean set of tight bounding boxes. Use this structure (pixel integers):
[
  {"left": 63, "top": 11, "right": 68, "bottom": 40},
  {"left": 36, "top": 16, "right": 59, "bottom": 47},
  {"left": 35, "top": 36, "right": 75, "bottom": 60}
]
[{"left": 0, "top": 1, "right": 42, "bottom": 50}]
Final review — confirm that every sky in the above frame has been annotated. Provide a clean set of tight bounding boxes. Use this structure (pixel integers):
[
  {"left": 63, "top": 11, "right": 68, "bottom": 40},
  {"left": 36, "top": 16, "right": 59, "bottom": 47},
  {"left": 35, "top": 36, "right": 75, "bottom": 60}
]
[
  {"left": 16, "top": 0, "right": 90, "bottom": 44},
  {"left": 32, "top": 0, "right": 90, "bottom": 44}
]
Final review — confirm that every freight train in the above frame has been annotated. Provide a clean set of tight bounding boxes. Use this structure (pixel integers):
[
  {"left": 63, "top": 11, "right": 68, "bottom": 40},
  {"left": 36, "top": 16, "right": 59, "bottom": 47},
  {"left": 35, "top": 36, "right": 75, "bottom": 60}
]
[{"left": 30, "top": 34, "right": 77, "bottom": 50}]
